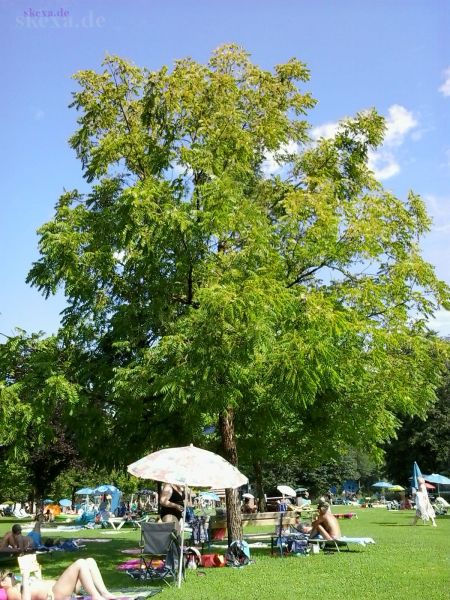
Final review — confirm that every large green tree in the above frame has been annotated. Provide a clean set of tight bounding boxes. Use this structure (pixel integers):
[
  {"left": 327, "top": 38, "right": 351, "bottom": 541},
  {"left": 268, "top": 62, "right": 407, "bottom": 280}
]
[{"left": 27, "top": 45, "right": 449, "bottom": 540}]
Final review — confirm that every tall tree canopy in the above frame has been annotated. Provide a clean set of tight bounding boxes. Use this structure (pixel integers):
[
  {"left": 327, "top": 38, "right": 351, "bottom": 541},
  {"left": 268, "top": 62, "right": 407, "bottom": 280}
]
[{"left": 27, "top": 45, "right": 449, "bottom": 538}]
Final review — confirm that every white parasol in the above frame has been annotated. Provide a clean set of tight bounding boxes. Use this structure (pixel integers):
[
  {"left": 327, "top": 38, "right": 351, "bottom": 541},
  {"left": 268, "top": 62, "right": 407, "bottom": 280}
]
[
  {"left": 128, "top": 444, "right": 248, "bottom": 588},
  {"left": 277, "top": 485, "right": 296, "bottom": 497}
]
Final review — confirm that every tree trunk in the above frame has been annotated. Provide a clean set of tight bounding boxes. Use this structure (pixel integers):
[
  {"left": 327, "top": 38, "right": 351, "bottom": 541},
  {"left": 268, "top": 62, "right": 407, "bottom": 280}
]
[
  {"left": 253, "top": 459, "right": 266, "bottom": 512},
  {"left": 219, "top": 408, "right": 243, "bottom": 545}
]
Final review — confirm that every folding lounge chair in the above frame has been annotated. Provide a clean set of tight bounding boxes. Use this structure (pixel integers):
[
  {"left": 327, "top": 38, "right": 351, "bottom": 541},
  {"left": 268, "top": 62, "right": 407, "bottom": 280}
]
[
  {"left": 308, "top": 536, "right": 375, "bottom": 553},
  {"left": 136, "top": 522, "right": 182, "bottom": 586},
  {"left": 17, "top": 553, "right": 42, "bottom": 578}
]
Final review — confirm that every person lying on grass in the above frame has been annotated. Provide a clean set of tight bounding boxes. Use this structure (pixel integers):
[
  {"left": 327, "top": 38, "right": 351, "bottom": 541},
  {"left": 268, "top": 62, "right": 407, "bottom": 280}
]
[
  {"left": 0, "top": 558, "right": 116, "bottom": 600},
  {"left": 300, "top": 501, "right": 342, "bottom": 540}
]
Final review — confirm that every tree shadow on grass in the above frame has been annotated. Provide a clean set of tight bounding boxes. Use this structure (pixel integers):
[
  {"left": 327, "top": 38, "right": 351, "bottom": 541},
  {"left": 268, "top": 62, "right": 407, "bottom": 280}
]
[{"left": 374, "top": 522, "right": 413, "bottom": 526}]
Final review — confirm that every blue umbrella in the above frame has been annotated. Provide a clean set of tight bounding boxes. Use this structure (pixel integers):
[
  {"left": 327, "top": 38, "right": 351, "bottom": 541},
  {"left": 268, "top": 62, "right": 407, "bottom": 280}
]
[
  {"left": 412, "top": 461, "right": 422, "bottom": 490},
  {"left": 372, "top": 481, "right": 393, "bottom": 488},
  {"left": 423, "top": 473, "right": 450, "bottom": 495},
  {"left": 199, "top": 492, "right": 220, "bottom": 501},
  {"left": 75, "top": 488, "right": 94, "bottom": 509},
  {"left": 43, "top": 498, "right": 53, "bottom": 504},
  {"left": 75, "top": 487, "right": 94, "bottom": 495},
  {"left": 343, "top": 480, "right": 358, "bottom": 493},
  {"left": 59, "top": 499, "right": 72, "bottom": 507},
  {"left": 94, "top": 484, "right": 120, "bottom": 494},
  {"left": 94, "top": 485, "right": 122, "bottom": 514}
]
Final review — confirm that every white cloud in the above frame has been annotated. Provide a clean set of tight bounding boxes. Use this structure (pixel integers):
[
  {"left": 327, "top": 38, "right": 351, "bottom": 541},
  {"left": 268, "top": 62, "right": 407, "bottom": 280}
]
[
  {"left": 261, "top": 140, "right": 299, "bottom": 177},
  {"left": 427, "top": 309, "right": 450, "bottom": 337},
  {"left": 367, "top": 150, "right": 400, "bottom": 180},
  {"left": 310, "top": 121, "right": 339, "bottom": 140},
  {"left": 438, "top": 67, "right": 450, "bottom": 97},
  {"left": 383, "top": 105, "right": 418, "bottom": 147},
  {"left": 310, "top": 105, "right": 418, "bottom": 181},
  {"left": 311, "top": 106, "right": 418, "bottom": 149},
  {"left": 423, "top": 194, "right": 450, "bottom": 231},
  {"left": 261, "top": 152, "right": 279, "bottom": 176}
]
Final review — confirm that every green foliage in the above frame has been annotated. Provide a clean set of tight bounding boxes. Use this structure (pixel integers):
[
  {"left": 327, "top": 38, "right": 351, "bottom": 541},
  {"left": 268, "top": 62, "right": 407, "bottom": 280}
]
[
  {"left": 0, "top": 331, "right": 83, "bottom": 498},
  {"left": 384, "top": 344, "right": 450, "bottom": 483},
  {"left": 25, "top": 45, "right": 450, "bottom": 483}
]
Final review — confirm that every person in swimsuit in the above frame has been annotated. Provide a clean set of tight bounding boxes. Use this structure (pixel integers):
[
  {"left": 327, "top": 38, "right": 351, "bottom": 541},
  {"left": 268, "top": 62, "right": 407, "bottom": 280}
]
[
  {"left": 159, "top": 483, "right": 184, "bottom": 525},
  {"left": 0, "top": 525, "right": 31, "bottom": 552},
  {"left": 305, "top": 501, "right": 342, "bottom": 540},
  {"left": 0, "top": 558, "right": 115, "bottom": 600}
]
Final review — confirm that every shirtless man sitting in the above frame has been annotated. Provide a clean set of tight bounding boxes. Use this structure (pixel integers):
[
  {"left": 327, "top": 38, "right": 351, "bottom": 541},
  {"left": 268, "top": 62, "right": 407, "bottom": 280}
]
[
  {"left": 0, "top": 524, "right": 31, "bottom": 552},
  {"left": 307, "top": 501, "right": 341, "bottom": 540}
]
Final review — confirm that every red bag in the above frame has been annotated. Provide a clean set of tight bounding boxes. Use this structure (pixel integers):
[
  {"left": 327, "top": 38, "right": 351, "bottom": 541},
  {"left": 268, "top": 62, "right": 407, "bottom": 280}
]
[
  {"left": 200, "top": 554, "right": 226, "bottom": 568},
  {"left": 211, "top": 527, "right": 226, "bottom": 540}
]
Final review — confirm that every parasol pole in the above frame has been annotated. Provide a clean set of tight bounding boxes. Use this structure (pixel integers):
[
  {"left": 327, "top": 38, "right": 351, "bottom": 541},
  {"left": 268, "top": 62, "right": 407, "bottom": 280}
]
[{"left": 177, "top": 486, "right": 188, "bottom": 588}]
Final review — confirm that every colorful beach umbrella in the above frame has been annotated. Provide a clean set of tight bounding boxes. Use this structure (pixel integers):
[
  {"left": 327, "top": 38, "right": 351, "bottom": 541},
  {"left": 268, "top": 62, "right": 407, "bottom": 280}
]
[
  {"left": 128, "top": 444, "right": 248, "bottom": 489},
  {"left": 128, "top": 444, "right": 248, "bottom": 588}
]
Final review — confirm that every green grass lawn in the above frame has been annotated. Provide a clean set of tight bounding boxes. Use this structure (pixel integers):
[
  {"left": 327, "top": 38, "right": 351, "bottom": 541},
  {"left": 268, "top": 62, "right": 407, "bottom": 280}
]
[{"left": 1, "top": 508, "right": 448, "bottom": 600}]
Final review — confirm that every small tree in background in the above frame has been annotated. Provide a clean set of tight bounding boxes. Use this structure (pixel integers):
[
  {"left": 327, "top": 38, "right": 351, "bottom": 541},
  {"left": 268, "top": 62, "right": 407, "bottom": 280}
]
[{"left": 0, "top": 331, "right": 82, "bottom": 503}]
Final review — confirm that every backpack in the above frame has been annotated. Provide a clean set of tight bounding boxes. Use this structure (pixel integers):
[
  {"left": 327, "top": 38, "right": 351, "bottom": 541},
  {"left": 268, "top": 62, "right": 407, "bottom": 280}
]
[{"left": 225, "top": 540, "right": 251, "bottom": 567}]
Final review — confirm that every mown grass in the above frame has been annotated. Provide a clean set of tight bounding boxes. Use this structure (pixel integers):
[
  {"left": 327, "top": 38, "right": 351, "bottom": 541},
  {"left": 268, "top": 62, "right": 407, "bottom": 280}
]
[{"left": 1, "top": 508, "right": 448, "bottom": 600}]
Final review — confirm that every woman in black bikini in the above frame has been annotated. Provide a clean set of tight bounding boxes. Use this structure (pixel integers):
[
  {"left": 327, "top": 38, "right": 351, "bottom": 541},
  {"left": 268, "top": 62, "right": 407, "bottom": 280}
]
[{"left": 159, "top": 483, "right": 185, "bottom": 526}]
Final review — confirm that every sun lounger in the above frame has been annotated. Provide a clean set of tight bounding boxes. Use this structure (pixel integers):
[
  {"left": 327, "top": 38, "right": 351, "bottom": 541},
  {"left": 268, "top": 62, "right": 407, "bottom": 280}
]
[{"left": 308, "top": 536, "right": 375, "bottom": 552}]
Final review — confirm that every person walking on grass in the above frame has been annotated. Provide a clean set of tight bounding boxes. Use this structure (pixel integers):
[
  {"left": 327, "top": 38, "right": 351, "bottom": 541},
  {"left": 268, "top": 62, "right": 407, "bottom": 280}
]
[{"left": 412, "top": 477, "right": 437, "bottom": 527}]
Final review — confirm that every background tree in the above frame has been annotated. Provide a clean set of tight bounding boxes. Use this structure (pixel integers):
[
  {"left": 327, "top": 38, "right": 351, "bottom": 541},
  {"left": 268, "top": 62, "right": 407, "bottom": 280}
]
[
  {"left": 27, "top": 46, "right": 450, "bottom": 540},
  {"left": 384, "top": 348, "right": 450, "bottom": 485},
  {"left": 0, "top": 331, "right": 82, "bottom": 503}
]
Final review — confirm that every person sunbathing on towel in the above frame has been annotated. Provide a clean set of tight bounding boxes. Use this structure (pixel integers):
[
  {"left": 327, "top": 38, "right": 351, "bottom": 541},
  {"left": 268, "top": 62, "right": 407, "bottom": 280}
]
[
  {"left": 0, "top": 558, "right": 115, "bottom": 600},
  {"left": 305, "top": 501, "right": 342, "bottom": 540}
]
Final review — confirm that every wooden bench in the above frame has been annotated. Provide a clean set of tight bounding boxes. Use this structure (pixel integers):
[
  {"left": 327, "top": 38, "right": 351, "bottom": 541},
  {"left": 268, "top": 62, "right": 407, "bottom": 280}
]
[
  {"left": 210, "top": 511, "right": 299, "bottom": 531},
  {"left": 208, "top": 510, "right": 313, "bottom": 547}
]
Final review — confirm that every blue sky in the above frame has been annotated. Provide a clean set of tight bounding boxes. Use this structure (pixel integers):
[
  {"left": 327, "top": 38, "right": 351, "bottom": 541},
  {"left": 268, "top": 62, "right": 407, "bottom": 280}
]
[{"left": 1, "top": 0, "right": 449, "bottom": 337}]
